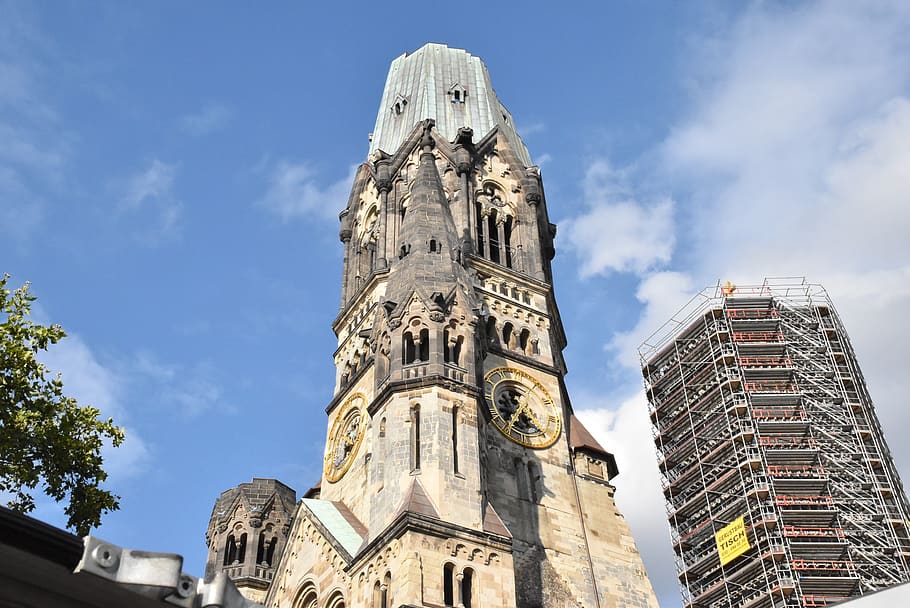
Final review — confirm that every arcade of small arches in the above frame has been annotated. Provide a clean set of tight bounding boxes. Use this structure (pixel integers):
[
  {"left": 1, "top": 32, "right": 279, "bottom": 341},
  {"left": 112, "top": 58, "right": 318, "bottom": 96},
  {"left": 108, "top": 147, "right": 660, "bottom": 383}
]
[
  {"left": 362, "top": 320, "right": 469, "bottom": 386},
  {"left": 443, "top": 563, "right": 478, "bottom": 608},
  {"left": 292, "top": 582, "right": 346, "bottom": 608},
  {"left": 222, "top": 524, "right": 280, "bottom": 569},
  {"left": 289, "top": 562, "right": 481, "bottom": 608},
  {"left": 475, "top": 183, "right": 517, "bottom": 270},
  {"left": 484, "top": 316, "right": 539, "bottom": 358},
  {"left": 339, "top": 311, "right": 539, "bottom": 387},
  {"left": 339, "top": 338, "right": 370, "bottom": 390},
  {"left": 346, "top": 161, "right": 530, "bottom": 299},
  {"left": 402, "top": 322, "right": 465, "bottom": 367}
]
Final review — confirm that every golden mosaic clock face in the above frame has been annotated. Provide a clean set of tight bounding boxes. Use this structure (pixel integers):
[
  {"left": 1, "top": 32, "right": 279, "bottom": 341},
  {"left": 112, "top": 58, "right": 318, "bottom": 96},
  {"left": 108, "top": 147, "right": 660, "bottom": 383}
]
[
  {"left": 484, "top": 367, "right": 561, "bottom": 449},
  {"left": 324, "top": 393, "right": 367, "bottom": 483}
]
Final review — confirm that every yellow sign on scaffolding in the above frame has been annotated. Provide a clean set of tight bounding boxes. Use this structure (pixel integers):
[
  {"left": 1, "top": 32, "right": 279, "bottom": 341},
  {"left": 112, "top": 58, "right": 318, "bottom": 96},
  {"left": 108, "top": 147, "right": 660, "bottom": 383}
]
[{"left": 716, "top": 516, "right": 750, "bottom": 566}]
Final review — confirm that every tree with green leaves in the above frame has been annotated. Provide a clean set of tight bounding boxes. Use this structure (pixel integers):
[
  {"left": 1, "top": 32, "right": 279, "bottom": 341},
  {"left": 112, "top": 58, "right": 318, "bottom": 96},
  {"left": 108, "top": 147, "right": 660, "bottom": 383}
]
[{"left": 0, "top": 274, "right": 124, "bottom": 535}]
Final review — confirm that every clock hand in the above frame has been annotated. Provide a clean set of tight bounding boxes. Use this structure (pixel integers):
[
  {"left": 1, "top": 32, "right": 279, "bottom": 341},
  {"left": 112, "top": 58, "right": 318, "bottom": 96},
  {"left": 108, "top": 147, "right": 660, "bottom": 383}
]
[
  {"left": 522, "top": 406, "right": 544, "bottom": 432},
  {"left": 506, "top": 404, "right": 523, "bottom": 430},
  {"left": 508, "top": 399, "right": 541, "bottom": 433}
]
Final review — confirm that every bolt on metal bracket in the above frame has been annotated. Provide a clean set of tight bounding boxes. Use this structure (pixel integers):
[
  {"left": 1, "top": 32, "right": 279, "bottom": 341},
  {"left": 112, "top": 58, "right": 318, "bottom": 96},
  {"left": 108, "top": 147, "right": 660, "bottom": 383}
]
[{"left": 75, "top": 535, "right": 263, "bottom": 608}]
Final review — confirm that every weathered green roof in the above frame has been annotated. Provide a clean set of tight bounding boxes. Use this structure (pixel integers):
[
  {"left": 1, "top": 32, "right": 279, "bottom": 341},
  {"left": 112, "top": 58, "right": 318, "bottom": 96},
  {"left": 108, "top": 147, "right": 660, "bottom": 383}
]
[
  {"left": 370, "top": 43, "right": 531, "bottom": 165},
  {"left": 301, "top": 499, "right": 365, "bottom": 558}
]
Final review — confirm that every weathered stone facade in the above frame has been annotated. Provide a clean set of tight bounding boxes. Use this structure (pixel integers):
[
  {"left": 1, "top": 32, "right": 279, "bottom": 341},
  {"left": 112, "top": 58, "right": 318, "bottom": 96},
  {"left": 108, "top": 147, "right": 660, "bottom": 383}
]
[{"left": 205, "top": 43, "right": 660, "bottom": 608}]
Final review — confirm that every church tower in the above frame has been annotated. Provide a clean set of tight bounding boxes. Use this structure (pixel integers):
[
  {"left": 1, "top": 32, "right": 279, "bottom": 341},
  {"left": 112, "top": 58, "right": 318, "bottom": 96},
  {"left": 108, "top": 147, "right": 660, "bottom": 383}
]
[{"left": 212, "top": 43, "right": 659, "bottom": 608}]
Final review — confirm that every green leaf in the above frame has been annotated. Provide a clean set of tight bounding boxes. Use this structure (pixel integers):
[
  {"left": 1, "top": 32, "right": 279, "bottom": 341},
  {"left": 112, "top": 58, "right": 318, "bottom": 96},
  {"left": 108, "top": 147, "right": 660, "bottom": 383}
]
[{"left": 0, "top": 274, "right": 124, "bottom": 536}]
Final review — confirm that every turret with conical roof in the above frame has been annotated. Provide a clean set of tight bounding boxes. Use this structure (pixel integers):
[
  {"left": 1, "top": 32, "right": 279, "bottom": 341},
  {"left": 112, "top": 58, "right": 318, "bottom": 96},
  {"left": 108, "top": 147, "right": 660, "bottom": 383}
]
[
  {"left": 384, "top": 123, "right": 473, "bottom": 319},
  {"left": 203, "top": 478, "right": 296, "bottom": 604}
]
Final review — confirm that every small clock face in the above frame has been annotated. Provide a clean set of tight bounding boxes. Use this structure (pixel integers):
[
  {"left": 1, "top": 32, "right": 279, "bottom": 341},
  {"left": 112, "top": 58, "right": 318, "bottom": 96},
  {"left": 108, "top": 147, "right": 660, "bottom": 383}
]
[
  {"left": 324, "top": 393, "right": 367, "bottom": 483},
  {"left": 484, "top": 367, "right": 561, "bottom": 449}
]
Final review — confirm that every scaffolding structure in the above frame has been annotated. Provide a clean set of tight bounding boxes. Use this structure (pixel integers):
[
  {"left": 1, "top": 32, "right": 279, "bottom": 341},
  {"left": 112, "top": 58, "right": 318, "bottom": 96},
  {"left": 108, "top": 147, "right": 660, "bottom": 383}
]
[{"left": 640, "top": 278, "right": 910, "bottom": 608}]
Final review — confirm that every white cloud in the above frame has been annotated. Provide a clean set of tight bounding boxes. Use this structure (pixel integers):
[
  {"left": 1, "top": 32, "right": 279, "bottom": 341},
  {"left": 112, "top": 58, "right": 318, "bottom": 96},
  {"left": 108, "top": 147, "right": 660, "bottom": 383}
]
[
  {"left": 0, "top": 122, "right": 65, "bottom": 174},
  {"left": 39, "top": 333, "right": 150, "bottom": 481},
  {"left": 121, "top": 159, "right": 176, "bottom": 210},
  {"left": 534, "top": 152, "right": 553, "bottom": 167},
  {"left": 565, "top": 3, "right": 910, "bottom": 601},
  {"left": 166, "top": 374, "right": 224, "bottom": 417},
  {"left": 517, "top": 121, "right": 545, "bottom": 137},
  {"left": 657, "top": 3, "right": 910, "bottom": 477},
  {"left": 119, "top": 159, "right": 182, "bottom": 240},
  {"left": 576, "top": 393, "right": 678, "bottom": 604},
  {"left": 0, "top": 166, "right": 44, "bottom": 243},
  {"left": 256, "top": 161, "right": 356, "bottom": 222},
  {"left": 561, "top": 160, "right": 675, "bottom": 277},
  {"left": 610, "top": 271, "right": 696, "bottom": 371},
  {"left": 0, "top": 5, "right": 69, "bottom": 242},
  {"left": 181, "top": 103, "right": 232, "bottom": 136},
  {"left": 130, "top": 351, "right": 227, "bottom": 417}
]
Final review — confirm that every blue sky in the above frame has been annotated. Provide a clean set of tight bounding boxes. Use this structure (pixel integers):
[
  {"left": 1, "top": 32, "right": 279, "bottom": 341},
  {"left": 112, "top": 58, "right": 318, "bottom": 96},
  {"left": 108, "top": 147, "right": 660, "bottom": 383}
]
[{"left": 4, "top": 2, "right": 910, "bottom": 607}]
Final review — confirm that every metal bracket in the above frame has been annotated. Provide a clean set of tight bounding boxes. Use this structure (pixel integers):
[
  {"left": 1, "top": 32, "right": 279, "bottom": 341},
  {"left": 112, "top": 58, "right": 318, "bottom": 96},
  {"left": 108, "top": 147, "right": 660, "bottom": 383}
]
[{"left": 75, "top": 535, "right": 263, "bottom": 608}]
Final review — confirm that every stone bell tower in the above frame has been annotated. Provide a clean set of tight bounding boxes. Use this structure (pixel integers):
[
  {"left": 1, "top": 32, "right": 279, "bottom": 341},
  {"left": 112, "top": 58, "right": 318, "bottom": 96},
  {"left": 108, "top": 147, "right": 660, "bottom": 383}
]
[{"left": 209, "top": 43, "right": 660, "bottom": 608}]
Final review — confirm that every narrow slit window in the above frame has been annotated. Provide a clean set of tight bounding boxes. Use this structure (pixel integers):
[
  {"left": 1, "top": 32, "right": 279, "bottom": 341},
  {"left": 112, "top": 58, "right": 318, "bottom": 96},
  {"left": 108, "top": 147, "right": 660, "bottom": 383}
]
[
  {"left": 462, "top": 568, "right": 474, "bottom": 608},
  {"left": 411, "top": 405, "right": 421, "bottom": 471},
  {"left": 404, "top": 332, "right": 416, "bottom": 364},
  {"left": 528, "top": 462, "right": 541, "bottom": 503},
  {"left": 418, "top": 328, "right": 430, "bottom": 362},
  {"left": 488, "top": 210, "right": 500, "bottom": 263},
  {"left": 373, "top": 582, "right": 382, "bottom": 608},
  {"left": 224, "top": 535, "right": 237, "bottom": 566},
  {"left": 504, "top": 216, "right": 513, "bottom": 268},
  {"left": 452, "top": 405, "right": 460, "bottom": 474},
  {"left": 502, "top": 323, "right": 515, "bottom": 349},
  {"left": 256, "top": 532, "right": 266, "bottom": 564},
  {"left": 265, "top": 537, "right": 277, "bottom": 566},
  {"left": 520, "top": 329, "right": 531, "bottom": 355},
  {"left": 485, "top": 317, "right": 497, "bottom": 346},
  {"left": 237, "top": 533, "right": 247, "bottom": 564},
  {"left": 443, "top": 563, "right": 455, "bottom": 606},
  {"left": 475, "top": 203, "right": 485, "bottom": 257},
  {"left": 383, "top": 572, "right": 391, "bottom": 608}
]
